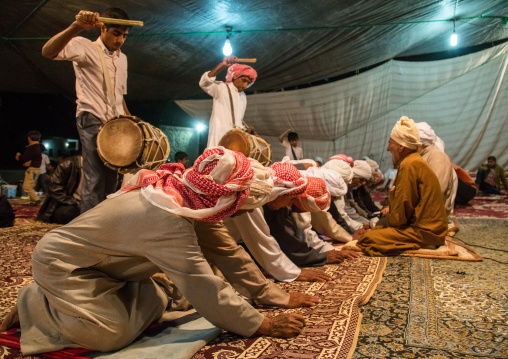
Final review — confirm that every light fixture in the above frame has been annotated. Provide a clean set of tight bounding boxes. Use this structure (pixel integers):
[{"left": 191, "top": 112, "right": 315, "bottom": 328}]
[
  {"left": 196, "top": 123, "right": 206, "bottom": 132},
  {"left": 450, "top": 20, "right": 458, "bottom": 47},
  {"left": 223, "top": 26, "right": 233, "bottom": 56}
]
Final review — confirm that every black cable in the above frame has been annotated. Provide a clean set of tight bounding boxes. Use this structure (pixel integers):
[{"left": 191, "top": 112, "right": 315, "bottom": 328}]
[
  {"left": 481, "top": 257, "right": 508, "bottom": 265},
  {"left": 453, "top": 235, "right": 508, "bottom": 253}
]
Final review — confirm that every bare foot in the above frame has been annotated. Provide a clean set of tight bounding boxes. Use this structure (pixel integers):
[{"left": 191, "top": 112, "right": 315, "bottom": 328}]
[{"left": 0, "top": 304, "right": 19, "bottom": 332}]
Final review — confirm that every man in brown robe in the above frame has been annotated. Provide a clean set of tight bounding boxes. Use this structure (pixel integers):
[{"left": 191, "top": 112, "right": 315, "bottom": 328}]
[{"left": 357, "top": 116, "right": 448, "bottom": 256}]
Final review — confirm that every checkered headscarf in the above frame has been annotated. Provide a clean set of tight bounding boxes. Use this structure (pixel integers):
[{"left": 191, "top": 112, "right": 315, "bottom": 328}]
[
  {"left": 109, "top": 147, "right": 253, "bottom": 222},
  {"left": 293, "top": 177, "right": 330, "bottom": 212},
  {"left": 267, "top": 162, "right": 308, "bottom": 201}
]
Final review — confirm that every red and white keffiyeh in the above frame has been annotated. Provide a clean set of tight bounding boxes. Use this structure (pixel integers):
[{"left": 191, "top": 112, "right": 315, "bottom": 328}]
[
  {"left": 293, "top": 177, "right": 330, "bottom": 212},
  {"left": 267, "top": 162, "right": 308, "bottom": 201},
  {"left": 301, "top": 166, "right": 348, "bottom": 198},
  {"left": 109, "top": 147, "right": 253, "bottom": 222},
  {"left": 225, "top": 64, "right": 258, "bottom": 87},
  {"left": 328, "top": 154, "right": 354, "bottom": 167}
]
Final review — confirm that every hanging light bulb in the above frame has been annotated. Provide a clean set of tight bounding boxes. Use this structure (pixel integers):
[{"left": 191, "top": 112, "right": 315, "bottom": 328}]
[
  {"left": 450, "top": 31, "right": 457, "bottom": 46},
  {"left": 450, "top": 20, "right": 458, "bottom": 47},
  {"left": 223, "top": 37, "right": 233, "bottom": 56}
]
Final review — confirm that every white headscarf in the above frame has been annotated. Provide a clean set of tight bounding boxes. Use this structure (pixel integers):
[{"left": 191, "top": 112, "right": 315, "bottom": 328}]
[
  {"left": 322, "top": 159, "right": 354, "bottom": 184},
  {"left": 353, "top": 160, "right": 372, "bottom": 180},
  {"left": 416, "top": 122, "right": 437, "bottom": 147},
  {"left": 434, "top": 136, "right": 446, "bottom": 152},
  {"left": 390, "top": 116, "right": 421, "bottom": 150}
]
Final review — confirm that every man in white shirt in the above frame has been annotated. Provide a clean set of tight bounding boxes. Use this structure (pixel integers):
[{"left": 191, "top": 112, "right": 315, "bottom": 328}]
[
  {"left": 279, "top": 129, "right": 303, "bottom": 160},
  {"left": 199, "top": 57, "right": 257, "bottom": 147},
  {"left": 42, "top": 8, "right": 131, "bottom": 213},
  {"left": 38, "top": 144, "right": 52, "bottom": 195}
]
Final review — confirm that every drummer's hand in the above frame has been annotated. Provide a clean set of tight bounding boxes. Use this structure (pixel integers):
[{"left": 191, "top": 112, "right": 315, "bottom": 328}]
[
  {"left": 75, "top": 10, "right": 103, "bottom": 30},
  {"left": 223, "top": 56, "right": 238, "bottom": 66}
]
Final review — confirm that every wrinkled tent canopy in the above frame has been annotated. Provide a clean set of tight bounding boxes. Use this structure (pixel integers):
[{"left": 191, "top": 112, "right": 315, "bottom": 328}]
[{"left": 1, "top": 0, "right": 507, "bottom": 170}]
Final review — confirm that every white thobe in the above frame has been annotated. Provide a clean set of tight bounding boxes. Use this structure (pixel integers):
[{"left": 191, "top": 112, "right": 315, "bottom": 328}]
[{"left": 199, "top": 72, "right": 247, "bottom": 147}]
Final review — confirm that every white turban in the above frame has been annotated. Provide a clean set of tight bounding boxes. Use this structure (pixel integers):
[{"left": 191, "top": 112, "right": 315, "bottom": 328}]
[
  {"left": 241, "top": 158, "right": 274, "bottom": 209},
  {"left": 362, "top": 156, "right": 379, "bottom": 172},
  {"left": 301, "top": 166, "right": 348, "bottom": 197},
  {"left": 322, "top": 159, "right": 354, "bottom": 184},
  {"left": 416, "top": 122, "right": 437, "bottom": 147},
  {"left": 390, "top": 116, "right": 421, "bottom": 150},
  {"left": 353, "top": 160, "right": 372, "bottom": 180}
]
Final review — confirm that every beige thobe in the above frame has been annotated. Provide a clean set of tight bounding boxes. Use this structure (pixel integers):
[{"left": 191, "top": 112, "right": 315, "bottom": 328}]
[
  {"left": 17, "top": 190, "right": 263, "bottom": 355},
  {"left": 420, "top": 145, "right": 455, "bottom": 216}
]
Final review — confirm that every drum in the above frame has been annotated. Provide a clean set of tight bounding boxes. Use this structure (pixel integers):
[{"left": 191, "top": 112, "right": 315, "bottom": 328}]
[
  {"left": 219, "top": 129, "right": 271, "bottom": 166},
  {"left": 97, "top": 116, "right": 170, "bottom": 173}
]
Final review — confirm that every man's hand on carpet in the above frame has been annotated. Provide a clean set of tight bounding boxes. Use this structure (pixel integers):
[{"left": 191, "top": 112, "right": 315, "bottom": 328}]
[
  {"left": 326, "top": 250, "right": 346, "bottom": 264},
  {"left": 0, "top": 304, "right": 19, "bottom": 332},
  {"left": 296, "top": 268, "right": 332, "bottom": 282},
  {"left": 256, "top": 313, "right": 306, "bottom": 338},
  {"left": 340, "top": 249, "right": 363, "bottom": 259},
  {"left": 286, "top": 292, "right": 321, "bottom": 308}
]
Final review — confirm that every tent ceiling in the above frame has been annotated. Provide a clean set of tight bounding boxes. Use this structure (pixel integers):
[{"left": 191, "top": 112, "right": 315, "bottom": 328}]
[{"left": 1, "top": 0, "right": 507, "bottom": 100}]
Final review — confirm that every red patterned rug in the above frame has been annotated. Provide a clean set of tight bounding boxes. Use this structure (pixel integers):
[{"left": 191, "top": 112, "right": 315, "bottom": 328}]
[
  {"left": 192, "top": 257, "right": 387, "bottom": 359},
  {"left": 453, "top": 194, "right": 508, "bottom": 219}
]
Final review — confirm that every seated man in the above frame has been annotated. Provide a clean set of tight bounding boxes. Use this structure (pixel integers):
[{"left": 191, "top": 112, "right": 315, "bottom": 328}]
[
  {"left": 357, "top": 116, "right": 448, "bottom": 256},
  {"left": 37, "top": 154, "right": 82, "bottom": 224},
  {"left": 453, "top": 164, "right": 476, "bottom": 206},
  {"left": 475, "top": 156, "right": 507, "bottom": 195},
  {"left": 416, "top": 122, "right": 456, "bottom": 217},
  {"left": 0, "top": 148, "right": 305, "bottom": 355}
]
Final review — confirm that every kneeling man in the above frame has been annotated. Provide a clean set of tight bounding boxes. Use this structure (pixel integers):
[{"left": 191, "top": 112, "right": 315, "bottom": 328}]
[{"left": 356, "top": 116, "right": 448, "bottom": 256}]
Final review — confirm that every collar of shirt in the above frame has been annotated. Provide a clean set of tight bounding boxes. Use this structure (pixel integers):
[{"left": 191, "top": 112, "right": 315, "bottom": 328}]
[{"left": 95, "top": 37, "right": 121, "bottom": 59}]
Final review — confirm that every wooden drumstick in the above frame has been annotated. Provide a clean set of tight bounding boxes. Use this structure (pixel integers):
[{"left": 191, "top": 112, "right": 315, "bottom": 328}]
[
  {"left": 75, "top": 15, "right": 144, "bottom": 27},
  {"left": 236, "top": 58, "right": 257, "bottom": 63}
]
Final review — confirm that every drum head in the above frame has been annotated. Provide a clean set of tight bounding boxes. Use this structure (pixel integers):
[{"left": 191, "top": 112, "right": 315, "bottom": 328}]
[
  {"left": 97, "top": 117, "right": 143, "bottom": 168},
  {"left": 218, "top": 129, "right": 250, "bottom": 156}
]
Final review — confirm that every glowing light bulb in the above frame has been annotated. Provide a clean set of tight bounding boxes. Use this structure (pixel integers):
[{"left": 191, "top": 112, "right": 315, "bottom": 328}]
[
  {"left": 196, "top": 123, "right": 206, "bottom": 132},
  {"left": 450, "top": 31, "right": 457, "bottom": 46},
  {"left": 223, "top": 38, "right": 233, "bottom": 56}
]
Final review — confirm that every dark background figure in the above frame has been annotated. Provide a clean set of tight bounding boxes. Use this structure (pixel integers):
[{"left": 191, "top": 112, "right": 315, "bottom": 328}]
[
  {"left": 0, "top": 194, "right": 15, "bottom": 227},
  {"left": 453, "top": 164, "right": 477, "bottom": 206},
  {"left": 475, "top": 156, "right": 508, "bottom": 195},
  {"left": 174, "top": 151, "right": 189, "bottom": 168},
  {"left": 37, "top": 155, "right": 82, "bottom": 224}
]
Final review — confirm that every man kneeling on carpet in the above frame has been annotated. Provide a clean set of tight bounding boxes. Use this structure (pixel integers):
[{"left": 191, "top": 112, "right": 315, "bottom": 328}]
[
  {"left": 354, "top": 116, "right": 448, "bottom": 256},
  {"left": 0, "top": 148, "right": 306, "bottom": 355}
]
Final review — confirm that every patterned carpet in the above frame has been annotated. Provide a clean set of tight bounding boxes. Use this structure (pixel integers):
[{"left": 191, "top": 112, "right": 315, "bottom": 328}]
[
  {"left": 193, "top": 257, "right": 386, "bottom": 359},
  {"left": 1, "top": 197, "right": 507, "bottom": 358},
  {"left": 354, "top": 218, "right": 508, "bottom": 359}
]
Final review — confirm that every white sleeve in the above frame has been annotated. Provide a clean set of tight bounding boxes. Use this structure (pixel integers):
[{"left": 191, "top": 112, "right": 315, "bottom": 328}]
[
  {"left": 225, "top": 208, "right": 301, "bottom": 282},
  {"left": 54, "top": 36, "right": 88, "bottom": 64},
  {"left": 199, "top": 71, "right": 221, "bottom": 98},
  {"left": 334, "top": 197, "right": 363, "bottom": 231},
  {"left": 291, "top": 212, "right": 335, "bottom": 253}
]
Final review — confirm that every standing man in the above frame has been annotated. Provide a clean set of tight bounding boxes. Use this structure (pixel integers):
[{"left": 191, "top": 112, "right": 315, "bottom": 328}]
[
  {"left": 16, "top": 130, "right": 42, "bottom": 205},
  {"left": 200, "top": 57, "right": 257, "bottom": 147},
  {"left": 42, "top": 8, "right": 131, "bottom": 213}
]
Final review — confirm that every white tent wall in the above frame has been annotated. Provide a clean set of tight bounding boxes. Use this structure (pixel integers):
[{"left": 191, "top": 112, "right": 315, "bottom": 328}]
[{"left": 176, "top": 42, "right": 508, "bottom": 172}]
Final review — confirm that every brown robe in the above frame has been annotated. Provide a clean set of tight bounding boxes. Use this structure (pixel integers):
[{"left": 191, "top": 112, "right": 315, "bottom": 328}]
[{"left": 357, "top": 152, "right": 447, "bottom": 256}]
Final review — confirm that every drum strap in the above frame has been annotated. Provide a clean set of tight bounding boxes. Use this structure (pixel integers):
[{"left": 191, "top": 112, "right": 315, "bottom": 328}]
[
  {"left": 291, "top": 146, "right": 299, "bottom": 160},
  {"left": 94, "top": 42, "right": 118, "bottom": 119},
  {"left": 226, "top": 84, "right": 236, "bottom": 128}
]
